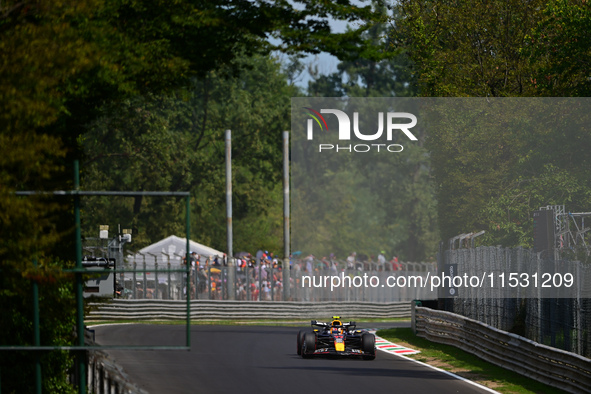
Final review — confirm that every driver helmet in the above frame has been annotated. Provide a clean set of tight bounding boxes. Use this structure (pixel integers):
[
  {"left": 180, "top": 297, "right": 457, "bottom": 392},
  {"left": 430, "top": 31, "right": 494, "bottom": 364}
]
[{"left": 330, "top": 316, "right": 343, "bottom": 333}]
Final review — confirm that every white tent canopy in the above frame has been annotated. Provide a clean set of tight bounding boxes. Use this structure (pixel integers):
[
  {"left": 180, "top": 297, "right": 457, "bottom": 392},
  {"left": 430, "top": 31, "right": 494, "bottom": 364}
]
[{"left": 126, "top": 235, "right": 224, "bottom": 267}]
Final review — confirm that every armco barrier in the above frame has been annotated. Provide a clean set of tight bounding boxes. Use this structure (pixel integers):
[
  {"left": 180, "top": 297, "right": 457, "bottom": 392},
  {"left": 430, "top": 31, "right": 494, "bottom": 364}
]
[
  {"left": 86, "top": 350, "right": 148, "bottom": 394},
  {"left": 414, "top": 306, "right": 591, "bottom": 394},
  {"left": 87, "top": 300, "right": 411, "bottom": 321}
]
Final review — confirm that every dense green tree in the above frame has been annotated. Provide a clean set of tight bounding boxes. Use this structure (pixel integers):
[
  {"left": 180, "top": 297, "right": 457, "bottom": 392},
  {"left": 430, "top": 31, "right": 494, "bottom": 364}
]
[
  {"left": 478, "top": 99, "right": 591, "bottom": 248},
  {"left": 527, "top": 0, "right": 591, "bottom": 96},
  {"left": 393, "top": 0, "right": 546, "bottom": 97},
  {"left": 81, "top": 54, "right": 296, "bottom": 255},
  {"left": 291, "top": 96, "right": 438, "bottom": 262},
  {"left": 308, "top": 2, "right": 417, "bottom": 98},
  {"left": 393, "top": 0, "right": 591, "bottom": 249},
  {"left": 422, "top": 99, "right": 534, "bottom": 242},
  {"left": 1, "top": 0, "right": 397, "bottom": 260},
  {"left": 1, "top": 0, "right": 390, "bottom": 391},
  {"left": 299, "top": 5, "right": 436, "bottom": 261},
  {"left": 357, "top": 124, "right": 438, "bottom": 261}
]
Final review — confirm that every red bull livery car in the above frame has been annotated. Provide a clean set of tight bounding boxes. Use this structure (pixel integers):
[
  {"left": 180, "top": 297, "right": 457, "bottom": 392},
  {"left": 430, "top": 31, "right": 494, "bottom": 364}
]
[{"left": 297, "top": 316, "right": 376, "bottom": 360}]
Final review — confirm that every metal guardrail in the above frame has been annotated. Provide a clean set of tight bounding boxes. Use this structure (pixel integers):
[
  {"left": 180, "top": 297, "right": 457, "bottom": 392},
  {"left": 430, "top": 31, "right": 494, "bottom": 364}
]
[
  {"left": 413, "top": 306, "right": 591, "bottom": 394},
  {"left": 86, "top": 351, "right": 149, "bottom": 394},
  {"left": 87, "top": 300, "right": 411, "bottom": 321}
]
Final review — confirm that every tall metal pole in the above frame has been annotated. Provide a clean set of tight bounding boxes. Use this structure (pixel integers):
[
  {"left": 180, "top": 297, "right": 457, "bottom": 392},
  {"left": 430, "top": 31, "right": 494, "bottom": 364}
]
[
  {"left": 74, "top": 160, "right": 86, "bottom": 393},
  {"left": 283, "top": 131, "right": 290, "bottom": 301},
  {"left": 225, "top": 130, "right": 235, "bottom": 300},
  {"left": 185, "top": 195, "right": 191, "bottom": 348}
]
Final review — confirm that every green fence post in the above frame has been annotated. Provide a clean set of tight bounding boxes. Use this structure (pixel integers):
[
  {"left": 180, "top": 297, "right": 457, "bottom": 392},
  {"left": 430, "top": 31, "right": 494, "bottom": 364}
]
[
  {"left": 33, "top": 258, "right": 41, "bottom": 394},
  {"left": 74, "top": 161, "right": 86, "bottom": 394}
]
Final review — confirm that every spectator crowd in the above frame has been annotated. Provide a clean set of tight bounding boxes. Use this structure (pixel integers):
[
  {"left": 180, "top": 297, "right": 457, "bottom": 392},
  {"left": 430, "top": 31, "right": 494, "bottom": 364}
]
[{"left": 180, "top": 249, "right": 403, "bottom": 300}]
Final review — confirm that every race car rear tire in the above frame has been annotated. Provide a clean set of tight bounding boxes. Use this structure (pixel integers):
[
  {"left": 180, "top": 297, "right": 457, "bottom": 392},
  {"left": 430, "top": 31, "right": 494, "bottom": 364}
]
[
  {"left": 301, "top": 332, "right": 316, "bottom": 358},
  {"left": 361, "top": 333, "right": 376, "bottom": 360},
  {"left": 297, "top": 330, "right": 306, "bottom": 355}
]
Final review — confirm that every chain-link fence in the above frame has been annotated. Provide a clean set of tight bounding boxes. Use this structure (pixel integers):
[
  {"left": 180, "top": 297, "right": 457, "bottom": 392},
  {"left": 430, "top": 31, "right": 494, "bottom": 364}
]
[{"left": 441, "top": 246, "right": 591, "bottom": 358}]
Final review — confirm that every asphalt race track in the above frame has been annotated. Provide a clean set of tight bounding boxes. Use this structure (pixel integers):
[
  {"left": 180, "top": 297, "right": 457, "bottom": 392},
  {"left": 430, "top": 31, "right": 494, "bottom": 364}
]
[{"left": 93, "top": 323, "right": 495, "bottom": 394}]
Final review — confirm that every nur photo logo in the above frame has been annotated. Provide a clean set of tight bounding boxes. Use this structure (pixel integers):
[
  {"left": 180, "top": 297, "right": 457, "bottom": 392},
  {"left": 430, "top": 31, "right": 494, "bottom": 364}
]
[{"left": 304, "top": 107, "right": 418, "bottom": 153}]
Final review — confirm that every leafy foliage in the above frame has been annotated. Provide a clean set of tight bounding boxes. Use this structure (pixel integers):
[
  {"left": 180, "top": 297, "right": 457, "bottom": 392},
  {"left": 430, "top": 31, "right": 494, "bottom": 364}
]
[
  {"left": 308, "top": 2, "right": 417, "bottom": 98},
  {"left": 291, "top": 96, "right": 438, "bottom": 262},
  {"left": 81, "top": 54, "right": 296, "bottom": 253},
  {"left": 394, "top": 0, "right": 591, "bottom": 248},
  {"left": 526, "top": 0, "right": 591, "bottom": 96},
  {"left": 0, "top": 257, "right": 77, "bottom": 394},
  {"left": 1, "top": 0, "right": 389, "bottom": 390},
  {"left": 393, "top": 0, "right": 546, "bottom": 97},
  {"left": 299, "top": 6, "right": 437, "bottom": 261}
]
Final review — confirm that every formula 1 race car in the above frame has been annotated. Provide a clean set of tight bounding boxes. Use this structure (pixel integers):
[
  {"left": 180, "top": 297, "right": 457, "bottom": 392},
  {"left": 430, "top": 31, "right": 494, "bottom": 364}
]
[{"left": 297, "top": 316, "right": 376, "bottom": 360}]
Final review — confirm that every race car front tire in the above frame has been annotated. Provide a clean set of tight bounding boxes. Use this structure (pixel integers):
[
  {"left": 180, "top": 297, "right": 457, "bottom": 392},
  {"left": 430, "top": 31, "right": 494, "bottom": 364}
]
[
  {"left": 297, "top": 330, "right": 306, "bottom": 355},
  {"left": 301, "top": 332, "right": 316, "bottom": 358},
  {"left": 361, "top": 333, "right": 376, "bottom": 360}
]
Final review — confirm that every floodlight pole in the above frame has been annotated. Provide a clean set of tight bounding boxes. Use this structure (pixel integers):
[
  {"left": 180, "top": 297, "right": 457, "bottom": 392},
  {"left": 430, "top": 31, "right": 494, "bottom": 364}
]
[
  {"left": 185, "top": 195, "right": 191, "bottom": 347},
  {"left": 283, "top": 131, "right": 290, "bottom": 301},
  {"left": 225, "top": 130, "right": 235, "bottom": 300}
]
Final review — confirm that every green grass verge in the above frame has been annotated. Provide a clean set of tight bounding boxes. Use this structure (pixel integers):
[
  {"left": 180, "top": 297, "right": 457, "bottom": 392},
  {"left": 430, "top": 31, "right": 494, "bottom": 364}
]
[{"left": 377, "top": 328, "right": 566, "bottom": 394}]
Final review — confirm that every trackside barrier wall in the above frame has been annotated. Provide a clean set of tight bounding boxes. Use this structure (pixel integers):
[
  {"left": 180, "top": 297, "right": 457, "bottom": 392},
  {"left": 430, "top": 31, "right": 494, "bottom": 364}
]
[
  {"left": 86, "top": 300, "right": 411, "bottom": 321},
  {"left": 413, "top": 306, "right": 591, "bottom": 394}
]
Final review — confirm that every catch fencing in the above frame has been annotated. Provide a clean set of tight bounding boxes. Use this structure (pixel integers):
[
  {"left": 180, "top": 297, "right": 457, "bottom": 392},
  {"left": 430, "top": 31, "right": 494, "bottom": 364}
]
[
  {"left": 86, "top": 300, "right": 411, "bottom": 321},
  {"left": 413, "top": 306, "right": 591, "bottom": 394},
  {"left": 114, "top": 258, "right": 436, "bottom": 302},
  {"left": 440, "top": 246, "right": 591, "bottom": 358}
]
